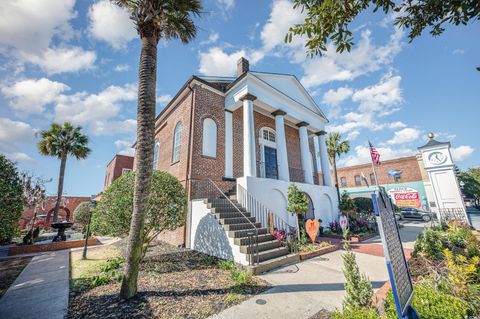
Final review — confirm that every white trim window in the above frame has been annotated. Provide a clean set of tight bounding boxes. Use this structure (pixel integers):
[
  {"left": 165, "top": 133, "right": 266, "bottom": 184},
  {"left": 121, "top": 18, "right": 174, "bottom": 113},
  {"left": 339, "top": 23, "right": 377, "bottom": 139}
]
[
  {"left": 153, "top": 139, "right": 160, "bottom": 169},
  {"left": 202, "top": 118, "right": 217, "bottom": 157},
  {"left": 172, "top": 122, "right": 182, "bottom": 162},
  {"left": 122, "top": 168, "right": 132, "bottom": 175}
]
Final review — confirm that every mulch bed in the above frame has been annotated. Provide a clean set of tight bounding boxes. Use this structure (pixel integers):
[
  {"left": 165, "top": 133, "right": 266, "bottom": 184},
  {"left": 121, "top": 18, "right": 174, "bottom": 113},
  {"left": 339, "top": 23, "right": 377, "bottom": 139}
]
[
  {"left": 0, "top": 256, "right": 32, "bottom": 298},
  {"left": 68, "top": 242, "right": 269, "bottom": 319}
]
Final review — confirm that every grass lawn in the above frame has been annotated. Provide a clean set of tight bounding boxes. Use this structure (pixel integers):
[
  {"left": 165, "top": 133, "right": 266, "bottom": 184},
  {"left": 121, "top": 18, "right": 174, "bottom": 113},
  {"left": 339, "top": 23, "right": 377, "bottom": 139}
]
[
  {"left": 0, "top": 256, "right": 32, "bottom": 298},
  {"left": 68, "top": 240, "right": 269, "bottom": 319}
]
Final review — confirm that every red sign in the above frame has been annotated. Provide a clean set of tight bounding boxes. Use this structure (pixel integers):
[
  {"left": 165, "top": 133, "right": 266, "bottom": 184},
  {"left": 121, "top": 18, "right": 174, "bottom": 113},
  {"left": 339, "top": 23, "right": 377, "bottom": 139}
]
[{"left": 394, "top": 192, "right": 421, "bottom": 208}]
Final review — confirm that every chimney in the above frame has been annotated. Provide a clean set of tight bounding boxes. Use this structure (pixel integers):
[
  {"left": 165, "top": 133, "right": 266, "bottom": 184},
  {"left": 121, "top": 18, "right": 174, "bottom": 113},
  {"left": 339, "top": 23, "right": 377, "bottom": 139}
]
[{"left": 237, "top": 57, "right": 249, "bottom": 77}]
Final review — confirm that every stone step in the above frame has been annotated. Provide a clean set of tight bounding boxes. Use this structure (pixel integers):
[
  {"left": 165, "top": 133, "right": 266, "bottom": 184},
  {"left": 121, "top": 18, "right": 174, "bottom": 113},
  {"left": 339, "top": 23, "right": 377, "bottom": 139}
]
[
  {"left": 206, "top": 201, "right": 242, "bottom": 210},
  {"left": 213, "top": 211, "right": 251, "bottom": 220},
  {"left": 223, "top": 222, "right": 262, "bottom": 231},
  {"left": 228, "top": 228, "right": 268, "bottom": 238},
  {"left": 247, "top": 246, "right": 290, "bottom": 263},
  {"left": 210, "top": 207, "right": 247, "bottom": 214},
  {"left": 247, "top": 253, "right": 300, "bottom": 275},
  {"left": 239, "top": 240, "right": 282, "bottom": 254},
  {"left": 219, "top": 216, "right": 256, "bottom": 225},
  {"left": 234, "top": 234, "right": 275, "bottom": 246}
]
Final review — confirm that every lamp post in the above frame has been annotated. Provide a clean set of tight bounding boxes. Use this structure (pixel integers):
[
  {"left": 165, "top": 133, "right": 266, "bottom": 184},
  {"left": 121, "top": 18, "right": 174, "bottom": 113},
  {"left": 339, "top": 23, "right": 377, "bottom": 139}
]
[{"left": 81, "top": 195, "right": 97, "bottom": 260}]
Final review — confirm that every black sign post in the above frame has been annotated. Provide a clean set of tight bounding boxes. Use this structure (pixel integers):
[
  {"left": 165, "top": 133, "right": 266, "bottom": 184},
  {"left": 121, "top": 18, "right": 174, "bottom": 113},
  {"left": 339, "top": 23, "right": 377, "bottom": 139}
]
[{"left": 371, "top": 186, "right": 418, "bottom": 319}]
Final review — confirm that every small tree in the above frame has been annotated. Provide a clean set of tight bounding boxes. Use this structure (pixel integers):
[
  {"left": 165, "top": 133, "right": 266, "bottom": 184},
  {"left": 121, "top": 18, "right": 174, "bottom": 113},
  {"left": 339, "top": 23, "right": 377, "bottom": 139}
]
[
  {"left": 91, "top": 171, "right": 186, "bottom": 257},
  {"left": 0, "top": 155, "right": 23, "bottom": 244},
  {"left": 20, "top": 172, "right": 47, "bottom": 243},
  {"left": 339, "top": 191, "right": 357, "bottom": 218},
  {"left": 353, "top": 197, "right": 373, "bottom": 214},
  {"left": 341, "top": 229, "right": 374, "bottom": 310},
  {"left": 73, "top": 202, "right": 91, "bottom": 227},
  {"left": 287, "top": 184, "right": 309, "bottom": 240}
]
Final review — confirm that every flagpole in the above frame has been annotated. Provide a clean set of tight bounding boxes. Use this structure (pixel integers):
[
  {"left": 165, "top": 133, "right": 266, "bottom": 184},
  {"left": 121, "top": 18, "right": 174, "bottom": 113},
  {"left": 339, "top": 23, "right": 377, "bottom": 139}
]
[{"left": 368, "top": 141, "right": 380, "bottom": 193}]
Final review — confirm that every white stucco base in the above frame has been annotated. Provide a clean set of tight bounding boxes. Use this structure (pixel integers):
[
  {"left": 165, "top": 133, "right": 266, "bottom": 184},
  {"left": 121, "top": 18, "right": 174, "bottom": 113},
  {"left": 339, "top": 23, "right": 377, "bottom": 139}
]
[
  {"left": 237, "top": 176, "right": 339, "bottom": 227},
  {"left": 188, "top": 199, "right": 250, "bottom": 265}
]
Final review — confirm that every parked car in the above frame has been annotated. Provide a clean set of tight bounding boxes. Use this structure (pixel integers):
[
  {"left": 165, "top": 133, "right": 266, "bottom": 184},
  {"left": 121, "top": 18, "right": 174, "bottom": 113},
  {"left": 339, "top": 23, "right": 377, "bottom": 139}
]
[{"left": 399, "top": 207, "right": 433, "bottom": 222}]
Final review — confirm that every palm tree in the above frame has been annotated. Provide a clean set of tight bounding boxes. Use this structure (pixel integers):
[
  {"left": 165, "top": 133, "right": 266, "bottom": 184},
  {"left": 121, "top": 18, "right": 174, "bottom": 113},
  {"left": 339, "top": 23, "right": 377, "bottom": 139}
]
[
  {"left": 325, "top": 133, "right": 350, "bottom": 201},
  {"left": 112, "top": 0, "right": 202, "bottom": 299},
  {"left": 38, "top": 123, "right": 90, "bottom": 222}
]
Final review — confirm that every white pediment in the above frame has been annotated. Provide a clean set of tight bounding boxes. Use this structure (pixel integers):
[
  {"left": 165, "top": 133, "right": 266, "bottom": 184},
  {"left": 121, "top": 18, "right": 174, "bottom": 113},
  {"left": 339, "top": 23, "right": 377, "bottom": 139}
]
[{"left": 250, "top": 72, "right": 326, "bottom": 118}]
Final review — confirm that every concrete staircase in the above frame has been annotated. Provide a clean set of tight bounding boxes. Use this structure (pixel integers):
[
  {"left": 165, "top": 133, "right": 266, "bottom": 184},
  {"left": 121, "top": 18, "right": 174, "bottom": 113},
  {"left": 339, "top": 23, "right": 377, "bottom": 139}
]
[{"left": 205, "top": 186, "right": 298, "bottom": 274}]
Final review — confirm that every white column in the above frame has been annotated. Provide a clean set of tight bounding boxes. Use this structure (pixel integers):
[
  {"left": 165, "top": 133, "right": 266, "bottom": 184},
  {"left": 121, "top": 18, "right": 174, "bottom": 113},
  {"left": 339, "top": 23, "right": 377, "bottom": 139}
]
[
  {"left": 298, "top": 122, "right": 314, "bottom": 184},
  {"left": 224, "top": 110, "right": 233, "bottom": 178},
  {"left": 241, "top": 94, "right": 257, "bottom": 177},
  {"left": 317, "top": 132, "right": 332, "bottom": 187},
  {"left": 273, "top": 110, "right": 289, "bottom": 181}
]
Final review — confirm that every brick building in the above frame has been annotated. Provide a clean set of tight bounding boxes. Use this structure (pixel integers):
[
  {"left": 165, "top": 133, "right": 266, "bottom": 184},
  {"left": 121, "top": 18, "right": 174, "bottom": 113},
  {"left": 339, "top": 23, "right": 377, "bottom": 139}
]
[
  {"left": 124, "top": 58, "right": 338, "bottom": 266},
  {"left": 104, "top": 154, "right": 134, "bottom": 190},
  {"left": 19, "top": 196, "right": 91, "bottom": 229},
  {"left": 336, "top": 155, "right": 432, "bottom": 210}
]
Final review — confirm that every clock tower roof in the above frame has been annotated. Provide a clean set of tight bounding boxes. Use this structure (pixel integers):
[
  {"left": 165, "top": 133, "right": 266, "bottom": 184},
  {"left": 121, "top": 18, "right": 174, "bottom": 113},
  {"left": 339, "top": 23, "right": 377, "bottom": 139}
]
[{"left": 418, "top": 132, "right": 450, "bottom": 150}]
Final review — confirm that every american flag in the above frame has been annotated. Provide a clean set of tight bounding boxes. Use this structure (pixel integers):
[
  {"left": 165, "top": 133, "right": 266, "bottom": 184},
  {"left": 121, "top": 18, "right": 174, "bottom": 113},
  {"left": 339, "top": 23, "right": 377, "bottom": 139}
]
[{"left": 369, "top": 141, "right": 381, "bottom": 166}]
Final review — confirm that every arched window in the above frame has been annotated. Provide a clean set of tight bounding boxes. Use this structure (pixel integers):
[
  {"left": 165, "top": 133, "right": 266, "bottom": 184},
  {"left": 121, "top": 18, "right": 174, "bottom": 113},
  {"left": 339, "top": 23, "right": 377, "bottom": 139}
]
[
  {"left": 172, "top": 122, "right": 182, "bottom": 162},
  {"left": 202, "top": 118, "right": 217, "bottom": 157},
  {"left": 259, "top": 127, "right": 276, "bottom": 143},
  {"left": 153, "top": 139, "right": 160, "bottom": 169}
]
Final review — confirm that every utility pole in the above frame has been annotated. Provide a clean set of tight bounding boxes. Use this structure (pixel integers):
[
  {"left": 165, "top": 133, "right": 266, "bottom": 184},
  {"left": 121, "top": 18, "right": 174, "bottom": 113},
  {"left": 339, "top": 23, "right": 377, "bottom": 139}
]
[{"left": 81, "top": 195, "right": 97, "bottom": 260}]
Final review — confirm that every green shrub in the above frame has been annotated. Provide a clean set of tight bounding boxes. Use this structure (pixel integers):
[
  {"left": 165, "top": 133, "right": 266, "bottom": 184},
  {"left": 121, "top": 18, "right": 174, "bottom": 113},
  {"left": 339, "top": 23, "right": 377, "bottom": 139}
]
[
  {"left": 413, "top": 228, "right": 444, "bottom": 260},
  {"left": 91, "top": 171, "right": 186, "bottom": 256},
  {"left": 384, "top": 281, "right": 469, "bottom": 319},
  {"left": 332, "top": 307, "right": 380, "bottom": 319},
  {"left": 73, "top": 202, "right": 91, "bottom": 227},
  {"left": 218, "top": 259, "right": 236, "bottom": 271},
  {"left": 353, "top": 197, "right": 373, "bottom": 214},
  {"left": 0, "top": 155, "right": 23, "bottom": 244},
  {"left": 230, "top": 269, "right": 253, "bottom": 286}
]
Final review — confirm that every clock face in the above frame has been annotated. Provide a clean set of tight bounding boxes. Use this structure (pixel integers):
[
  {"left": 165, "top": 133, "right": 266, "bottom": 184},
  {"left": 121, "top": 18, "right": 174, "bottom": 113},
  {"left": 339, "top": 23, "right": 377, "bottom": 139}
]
[{"left": 428, "top": 151, "right": 447, "bottom": 165}]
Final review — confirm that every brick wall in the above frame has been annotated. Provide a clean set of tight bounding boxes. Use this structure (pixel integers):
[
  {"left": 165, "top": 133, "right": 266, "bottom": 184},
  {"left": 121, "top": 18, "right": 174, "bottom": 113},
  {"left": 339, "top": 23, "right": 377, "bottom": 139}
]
[
  {"left": 336, "top": 156, "right": 422, "bottom": 188},
  {"left": 104, "top": 154, "right": 134, "bottom": 190},
  {"left": 19, "top": 196, "right": 91, "bottom": 229}
]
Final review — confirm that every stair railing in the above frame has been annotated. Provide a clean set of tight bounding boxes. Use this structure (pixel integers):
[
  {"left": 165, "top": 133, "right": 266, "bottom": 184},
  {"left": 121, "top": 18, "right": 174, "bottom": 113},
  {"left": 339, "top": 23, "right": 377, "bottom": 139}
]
[
  {"left": 237, "top": 184, "right": 296, "bottom": 243},
  {"left": 206, "top": 179, "right": 259, "bottom": 265}
]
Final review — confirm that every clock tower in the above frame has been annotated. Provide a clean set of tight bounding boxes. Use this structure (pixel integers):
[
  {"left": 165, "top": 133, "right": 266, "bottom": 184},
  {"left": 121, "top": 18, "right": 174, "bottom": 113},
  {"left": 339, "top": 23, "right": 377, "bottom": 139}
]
[{"left": 418, "top": 133, "right": 469, "bottom": 224}]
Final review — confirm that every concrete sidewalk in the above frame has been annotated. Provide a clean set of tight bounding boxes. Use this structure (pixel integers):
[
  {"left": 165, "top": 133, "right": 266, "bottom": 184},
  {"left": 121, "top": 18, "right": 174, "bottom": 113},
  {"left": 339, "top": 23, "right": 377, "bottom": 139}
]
[
  {"left": 211, "top": 250, "right": 389, "bottom": 319},
  {"left": 0, "top": 250, "right": 69, "bottom": 319}
]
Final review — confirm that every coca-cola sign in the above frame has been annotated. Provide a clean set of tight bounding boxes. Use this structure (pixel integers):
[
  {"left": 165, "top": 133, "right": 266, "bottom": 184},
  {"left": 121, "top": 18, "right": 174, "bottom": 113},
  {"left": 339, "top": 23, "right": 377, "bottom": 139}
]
[{"left": 388, "top": 187, "right": 421, "bottom": 208}]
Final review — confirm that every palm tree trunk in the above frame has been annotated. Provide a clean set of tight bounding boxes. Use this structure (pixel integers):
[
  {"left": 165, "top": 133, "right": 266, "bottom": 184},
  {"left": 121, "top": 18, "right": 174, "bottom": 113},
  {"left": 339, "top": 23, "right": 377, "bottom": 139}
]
[
  {"left": 53, "top": 154, "right": 67, "bottom": 222},
  {"left": 120, "top": 34, "right": 157, "bottom": 300},
  {"left": 332, "top": 156, "right": 340, "bottom": 202}
]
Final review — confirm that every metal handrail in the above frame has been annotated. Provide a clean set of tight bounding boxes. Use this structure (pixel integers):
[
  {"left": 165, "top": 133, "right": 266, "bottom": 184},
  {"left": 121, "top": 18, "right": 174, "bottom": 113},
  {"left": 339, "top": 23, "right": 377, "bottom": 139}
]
[
  {"left": 237, "top": 183, "right": 295, "bottom": 234},
  {"left": 206, "top": 179, "right": 259, "bottom": 265}
]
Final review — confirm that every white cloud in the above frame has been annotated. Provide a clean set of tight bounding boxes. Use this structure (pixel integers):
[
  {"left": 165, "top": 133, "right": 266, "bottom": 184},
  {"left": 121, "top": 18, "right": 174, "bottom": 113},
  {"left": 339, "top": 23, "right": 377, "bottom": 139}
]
[
  {"left": 0, "top": 118, "right": 36, "bottom": 150},
  {"left": 339, "top": 145, "right": 415, "bottom": 167},
  {"left": 2, "top": 78, "right": 70, "bottom": 116},
  {"left": 114, "top": 140, "right": 135, "bottom": 156},
  {"left": 352, "top": 73, "right": 403, "bottom": 115},
  {"left": 201, "top": 32, "right": 219, "bottom": 45},
  {"left": 0, "top": 0, "right": 96, "bottom": 74},
  {"left": 54, "top": 84, "right": 136, "bottom": 135},
  {"left": 301, "top": 28, "right": 403, "bottom": 87},
  {"left": 216, "top": 0, "right": 235, "bottom": 11},
  {"left": 388, "top": 121, "right": 407, "bottom": 129},
  {"left": 90, "top": 119, "right": 136, "bottom": 135},
  {"left": 260, "top": 0, "right": 305, "bottom": 53},
  {"left": 21, "top": 47, "right": 96, "bottom": 74},
  {"left": 4, "top": 152, "right": 35, "bottom": 163},
  {"left": 322, "top": 87, "right": 353, "bottom": 106},
  {"left": 198, "top": 47, "right": 246, "bottom": 76},
  {"left": 452, "top": 49, "right": 465, "bottom": 55},
  {"left": 88, "top": 0, "right": 136, "bottom": 49},
  {"left": 0, "top": 0, "right": 76, "bottom": 54},
  {"left": 346, "top": 130, "right": 360, "bottom": 141},
  {"left": 157, "top": 94, "right": 172, "bottom": 106},
  {"left": 114, "top": 64, "right": 130, "bottom": 72},
  {"left": 387, "top": 128, "right": 421, "bottom": 145},
  {"left": 451, "top": 145, "right": 474, "bottom": 161}
]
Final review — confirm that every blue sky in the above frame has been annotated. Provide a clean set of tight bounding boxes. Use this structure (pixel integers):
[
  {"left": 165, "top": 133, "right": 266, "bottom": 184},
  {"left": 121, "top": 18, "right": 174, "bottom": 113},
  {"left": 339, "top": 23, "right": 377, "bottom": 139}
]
[{"left": 0, "top": 0, "right": 478, "bottom": 196}]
